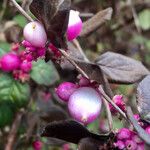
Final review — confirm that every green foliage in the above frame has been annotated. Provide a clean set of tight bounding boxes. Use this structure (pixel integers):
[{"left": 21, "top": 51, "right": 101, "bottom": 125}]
[
  {"left": 0, "top": 103, "right": 13, "bottom": 128},
  {"left": 0, "top": 42, "right": 10, "bottom": 56},
  {"left": 31, "top": 59, "right": 60, "bottom": 86},
  {"left": 13, "top": 15, "right": 27, "bottom": 28},
  {"left": 0, "top": 73, "right": 30, "bottom": 108},
  {"left": 138, "top": 9, "right": 150, "bottom": 30}
]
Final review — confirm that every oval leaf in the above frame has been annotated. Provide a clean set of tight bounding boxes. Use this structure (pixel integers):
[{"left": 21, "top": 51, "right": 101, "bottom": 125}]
[
  {"left": 137, "top": 75, "right": 150, "bottom": 123},
  {"left": 96, "top": 52, "right": 149, "bottom": 84},
  {"left": 31, "top": 60, "right": 59, "bottom": 86},
  {"left": 30, "top": 0, "right": 71, "bottom": 48},
  {"left": 0, "top": 73, "right": 30, "bottom": 107}
]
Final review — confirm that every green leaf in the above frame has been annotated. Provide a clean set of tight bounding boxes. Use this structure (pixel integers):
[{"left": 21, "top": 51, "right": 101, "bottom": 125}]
[
  {"left": 0, "top": 42, "right": 10, "bottom": 56},
  {"left": 31, "top": 60, "right": 59, "bottom": 86},
  {"left": 0, "top": 73, "right": 30, "bottom": 108},
  {"left": 13, "top": 14, "right": 27, "bottom": 28},
  {"left": 0, "top": 104, "right": 13, "bottom": 128},
  {"left": 138, "top": 9, "right": 150, "bottom": 30}
]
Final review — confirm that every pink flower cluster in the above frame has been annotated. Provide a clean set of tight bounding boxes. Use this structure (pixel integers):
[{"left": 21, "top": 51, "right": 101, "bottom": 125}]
[
  {"left": 32, "top": 140, "right": 43, "bottom": 150},
  {"left": 109, "top": 95, "right": 126, "bottom": 114},
  {"left": 115, "top": 128, "right": 144, "bottom": 150},
  {"left": 0, "top": 43, "right": 32, "bottom": 81},
  {"left": 115, "top": 124, "right": 150, "bottom": 150},
  {"left": 22, "top": 40, "right": 46, "bottom": 61}
]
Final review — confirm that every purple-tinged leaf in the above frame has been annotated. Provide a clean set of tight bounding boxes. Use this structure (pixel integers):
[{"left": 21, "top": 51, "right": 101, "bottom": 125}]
[
  {"left": 137, "top": 75, "right": 150, "bottom": 123},
  {"left": 39, "top": 105, "right": 68, "bottom": 123},
  {"left": 96, "top": 52, "right": 149, "bottom": 84},
  {"left": 30, "top": 0, "right": 71, "bottom": 48},
  {"left": 80, "top": 8, "right": 113, "bottom": 37},
  {"left": 70, "top": 57, "right": 104, "bottom": 84},
  {"left": 41, "top": 120, "right": 113, "bottom": 144}
]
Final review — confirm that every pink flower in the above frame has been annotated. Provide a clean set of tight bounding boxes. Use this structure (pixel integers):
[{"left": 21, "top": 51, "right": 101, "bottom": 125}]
[
  {"left": 114, "top": 140, "right": 125, "bottom": 149},
  {"left": 32, "top": 140, "right": 43, "bottom": 150},
  {"left": 125, "top": 140, "right": 137, "bottom": 150},
  {"left": 117, "top": 128, "right": 132, "bottom": 140}
]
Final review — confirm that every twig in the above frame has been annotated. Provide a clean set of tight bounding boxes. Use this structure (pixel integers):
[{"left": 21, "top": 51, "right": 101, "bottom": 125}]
[
  {"left": 126, "top": 107, "right": 150, "bottom": 145},
  {"left": 102, "top": 75, "right": 114, "bottom": 99},
  {"left": 72, "top": 39, "right": 89, "bottom": 62},
  {"left": 103, "top": 97, "right": 113, "bottom": 131},
  {"left": 5, "top": 110, "right": 25, "bottom": 150},
  {"left": 0, "top": 0, "right": 9, "bottom": 20},
  {"left": 59, "top": 49, "right": 89, "bottom": 79},
  {"left": 79, "top": 13, "right": 94, "bottom": 18},
  {"left": 127, "top": 0, "right": 141, "bottom": 33},
  {"left": 127, "top": 0, "right": 146, "bottom": 65},
  {"left": 10, "top": 0, "right": 33, "bottom": 22},
  {"left": 99, "top": 86, "right": 127, "bottom": 120}
]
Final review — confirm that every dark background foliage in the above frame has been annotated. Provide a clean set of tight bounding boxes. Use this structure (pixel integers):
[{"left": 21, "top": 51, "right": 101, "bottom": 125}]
[{"left": 0, "top": 0, "right": 150, "bottom": 149}]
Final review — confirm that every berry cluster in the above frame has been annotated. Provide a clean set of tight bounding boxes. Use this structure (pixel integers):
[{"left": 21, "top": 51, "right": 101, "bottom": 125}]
[
  {"left": 115, "top": 128, "right": 144, "bottom": 150},
  {"left": 22, "top": 10, "right": 83, "bottom": 61},
  {"left": 109, "top": 95, "right": 126, "bottom": 114},
  {"left": 0, "top": 43, "right": 32, "bottom": 81},
  {"left": 56, "top": 77, "right": 102, "bottom": 125}
]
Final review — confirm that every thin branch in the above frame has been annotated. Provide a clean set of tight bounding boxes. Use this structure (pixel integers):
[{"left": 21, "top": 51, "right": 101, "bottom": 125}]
[
  {"left": 99, "top": 86, "right": 127, "bottom": 120},
  {"left": 10, "top": 0, "right": 33, "bottom": 22},
  {"left": 59, "top": 49, "right": 89, "bottom": 79},
  {"left": 127, "top": 0, "right": 146, "bottom": 65},
  {"left": 103, "top": 97, "right": 113, "bottom": 131},
  {"left": 126, "top": 107, "right": 150, "bottom": 145},
  {"left": 5, "top": 110, "right": 25, "bottom": 150},
  {"left": 72, "top": 39, "right": 89, "bottom": 62},
  {"left": 0, "top": 0, "right": 9, "bottom": 20}
]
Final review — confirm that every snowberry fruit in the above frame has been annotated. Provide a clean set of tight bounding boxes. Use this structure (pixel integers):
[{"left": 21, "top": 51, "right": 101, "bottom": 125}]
[
  {"left": 23, "top": 21, "right": 47, "bottom": 48},
  {"left": 32, "top": 140, "right": 43, "bottom": 150},
  {"left": 56, "top": 82, "right": 78, "bottom": 102},
  {"left": 68, "top": 87, "right": 102, "bottom": 124},
  {"left": 0, "top": 53, "right": 21, "bottom": 72},
  {"left": 67, "top": 10, "right": 82, "bottom": 41}
]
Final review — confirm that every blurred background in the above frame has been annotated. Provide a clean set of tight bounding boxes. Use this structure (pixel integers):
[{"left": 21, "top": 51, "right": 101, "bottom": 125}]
[{"left": 0, "top": 0, "right": 150, "bottom": 149}]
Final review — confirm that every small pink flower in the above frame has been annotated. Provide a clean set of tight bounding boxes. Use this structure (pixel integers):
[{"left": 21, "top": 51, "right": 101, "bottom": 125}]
[
  {"left": 62, "top": 144, "right": 70, "bottom": 150},
  {"left": 114, "top": 140, "right": 125, "bottom": 149},
  {"left": 32, "top": 140, "right": 43, "bottom": 150},
  {"left": 11, "top": 43, "right": 20, "bottom": 51},
  {"left": 145, "top": 126, "right": 150, "bottom": 134},
  {"left": 133, "top": 114, "right": 140, "bottom": 121},
  {"left": 117, "top": 128, "right": 132, "bottom": 140},
  {"left": 110, "top": 95, "right": 126, "bottom": 114},
  {"left": 125, "top": 140, "right": 137, "bottom": 150},
  {"left": 79, "top": 77, "right": 90, "bottom": 87},
  {"left": 132, "top": 134, "right": 143, "bottom": 144},
  {"left": 137, "top": 143, "right": 144, "bottom": 150},
  {"left": 20, "top": 60, "right": 32, "bottom": 73}
]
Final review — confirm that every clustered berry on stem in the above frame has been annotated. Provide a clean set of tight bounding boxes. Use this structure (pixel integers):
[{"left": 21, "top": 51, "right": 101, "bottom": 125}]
[
  {"left": 114, "top": 122, "right": 150, "bottom": 149},
  {"left": 0, "top": 43, "right": 32, "bottom": 81},
  {"left": 22, "top": 10, "right": 83, "bottom": 60},
  {"left": 114, "top": 128, "right": 144, "bottom": 150},
  {"left": 109, "top": 95, "right": 126, "bottom": 114},
  {"left": 56, "top": 77, "right": 102, "bottom": 125}
]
